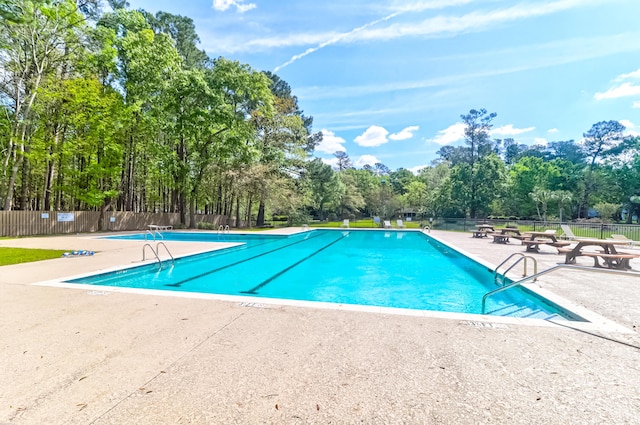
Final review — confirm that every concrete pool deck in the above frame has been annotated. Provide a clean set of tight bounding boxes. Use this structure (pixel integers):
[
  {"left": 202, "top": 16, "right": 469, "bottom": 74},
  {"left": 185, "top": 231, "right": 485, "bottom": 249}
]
[{"left": 1, "top": 228, "right": 640, "bottom": 424}]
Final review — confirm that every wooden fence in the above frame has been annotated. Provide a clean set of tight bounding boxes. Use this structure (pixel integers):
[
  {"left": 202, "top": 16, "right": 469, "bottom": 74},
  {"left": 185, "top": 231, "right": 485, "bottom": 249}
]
[{"left": 0, "top": 211, "right": 232, "bottom": 237}]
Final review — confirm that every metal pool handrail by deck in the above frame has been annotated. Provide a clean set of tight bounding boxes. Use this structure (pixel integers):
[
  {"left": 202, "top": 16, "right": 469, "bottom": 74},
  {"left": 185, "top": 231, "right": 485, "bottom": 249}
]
[
  {"left": 142, "top": 242, "right": 175, "bottom": 269},
  {"left": 482, "top": 264, "right": 640, "bottom": 313},
  {"left": 145, "top": 230, "right": 164, "bottom": 241},
  {"left": 493, "top": 252, "right": 537, "bottom": 286}
]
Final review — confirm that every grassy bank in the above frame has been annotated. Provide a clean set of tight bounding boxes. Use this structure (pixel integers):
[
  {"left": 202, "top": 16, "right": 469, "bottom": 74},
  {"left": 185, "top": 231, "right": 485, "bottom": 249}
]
[{"left": 0, "top": 247, "right": 69, "bottom": 266}]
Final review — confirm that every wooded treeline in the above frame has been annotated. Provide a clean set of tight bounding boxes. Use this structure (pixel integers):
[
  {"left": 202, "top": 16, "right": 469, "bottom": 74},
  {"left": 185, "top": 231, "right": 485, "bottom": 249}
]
[
  {"left": 1, "top": 0, "right": 320, "bottom": 228},
  {"left": 326, "top": 110, "right": 640, "bottom": 224},
  {"left": 1, "top": 1, "right": 639, "bottom": 226}
]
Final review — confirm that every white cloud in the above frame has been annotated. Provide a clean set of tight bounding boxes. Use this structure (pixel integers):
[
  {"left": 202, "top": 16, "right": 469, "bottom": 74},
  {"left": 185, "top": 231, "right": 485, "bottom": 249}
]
[
  {"left": 274, "top": 0, "right": 593, "bottom": 70},
  {"left": 614, "top": 68, "right": 640, "bottom": 81},
  {"left": 619, "top": 119, "right": 635, "bottom": 129},
  {"left": 548, "top": 128, "right": 559, "bottom": 133},
  {"left": 316, "top": 129, "right": 347, "bottom": 154},
  {"left": 594, "top": 82, "right": 640, "bottom": 100},
  {"left": 409, "top": 164, "right": 428, "bottom": 174},
  {"left": 354, "top": 125, "right": 389, "bottom": 147},
  {"left": 534, "top": 138, "right": 548, "bottom": 146},
  {"left": 212, "top": 0, "right": 256, "bottom": 13},
  {"left": 355, "top": 154, "right": 380, "bottom": 167},
  {"left": 389, "top": 125, "right": 420, "bottom": 141},
  {"left": 321, "top": 157, "right": 340, "bottom": 169},
  {"left": 619, "top": 120, "right": 640, "bottom": 137},
  {"left": 348, "top": 0, "right": 595, "bottom": 44},
  {"left": 633, "top": 101, "right": 640, "bottom": 109},
  {"left": 491, "top": 124, "right": 535, "bottom": 136},
  {"left": 428, "top": 122, "right": 466, "bottom": 145}
]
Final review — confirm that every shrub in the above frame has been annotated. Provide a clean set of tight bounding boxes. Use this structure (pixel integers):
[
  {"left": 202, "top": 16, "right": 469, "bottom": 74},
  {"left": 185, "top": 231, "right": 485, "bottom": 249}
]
[{"left": 197, "top": 222, "right": 216, "bottom": 230}]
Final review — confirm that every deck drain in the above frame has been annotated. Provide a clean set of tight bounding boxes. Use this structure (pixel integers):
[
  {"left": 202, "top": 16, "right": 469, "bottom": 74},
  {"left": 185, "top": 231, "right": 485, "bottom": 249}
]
[
  {"left": 238, "top": 302, "right": 272, "bottom": 309},
  {"left": 462, "top": 320, "right": 508, "bottom": 329},
  {"left": 87, "top": 291, "right": 110, "bottom": 296}
]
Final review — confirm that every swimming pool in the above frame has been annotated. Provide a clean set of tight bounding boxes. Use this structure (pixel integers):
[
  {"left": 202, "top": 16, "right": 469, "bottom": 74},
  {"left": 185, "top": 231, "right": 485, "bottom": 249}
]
[{"left": 68, "top": 230, "right": 578, "bottom": 320}]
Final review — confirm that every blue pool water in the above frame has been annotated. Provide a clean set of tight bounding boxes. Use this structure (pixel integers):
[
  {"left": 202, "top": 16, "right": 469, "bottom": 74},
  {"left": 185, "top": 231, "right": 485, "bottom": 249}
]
[{"left": 68, "top": 230, "right": 578, "bottom": 320}]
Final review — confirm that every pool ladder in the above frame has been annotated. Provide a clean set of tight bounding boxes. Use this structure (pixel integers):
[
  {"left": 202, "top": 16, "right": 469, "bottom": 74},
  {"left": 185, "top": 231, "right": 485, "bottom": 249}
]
[
  {"left": 482, "top": 263, "right": 640, "bottom": 314},
  {"left": 142, "top": 242, "right": 175, "bottom": 270},
  {"left": 145, "top": 229, "right": 164, "bottom": 241},
  {"left": 493, "top": 252, "right": 537, "bottom": 286}
]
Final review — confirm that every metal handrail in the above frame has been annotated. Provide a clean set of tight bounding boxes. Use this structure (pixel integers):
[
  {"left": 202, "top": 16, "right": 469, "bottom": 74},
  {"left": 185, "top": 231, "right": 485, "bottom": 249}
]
[
  {"left": 144, "top": 230, "right": 163, "bottom": 241},
  {"left": 156, "top": 241, "right": 175, "bottom": 266},
  {"left": 493, "top": 253, "right": 537, "bottom": 285},
  {"left": 142, "top": 243, "right": 161, "bottom": 263},
  {"left": 482, "top": 264, "right": 640, "bottom": 313}
]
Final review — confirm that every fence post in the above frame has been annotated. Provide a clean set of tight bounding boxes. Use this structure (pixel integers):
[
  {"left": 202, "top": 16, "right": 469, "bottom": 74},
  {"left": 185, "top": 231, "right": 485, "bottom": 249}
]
[{"left": 600, "top": 223, "right": 604, "bottom": 240}]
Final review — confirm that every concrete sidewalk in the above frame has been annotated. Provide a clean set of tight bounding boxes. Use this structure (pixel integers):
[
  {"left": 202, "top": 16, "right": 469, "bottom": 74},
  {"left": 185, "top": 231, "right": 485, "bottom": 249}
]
[{"left": 1, "top": 229, "right": 640, "bottom": 424}]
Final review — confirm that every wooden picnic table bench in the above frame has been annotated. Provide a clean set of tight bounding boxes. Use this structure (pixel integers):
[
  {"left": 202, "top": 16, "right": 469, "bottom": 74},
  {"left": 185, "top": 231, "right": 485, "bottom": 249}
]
[
  {"left": 562, "top": 238, "right": 632, "bottom": 266},
  {"left": 579, "top": 251, "right": 640, "bottom": 270},
  {"left": 521, "top": 239, "right": 546, "bottom": 252},
  {"left": 514, "top": 231, "right": 558, "bottom": 252},
  {"left": 489, "top": 233, "right": 510, "bottom": 244},
  {"left": 471, "top": 230, "right": 489, "bottom": 238}
]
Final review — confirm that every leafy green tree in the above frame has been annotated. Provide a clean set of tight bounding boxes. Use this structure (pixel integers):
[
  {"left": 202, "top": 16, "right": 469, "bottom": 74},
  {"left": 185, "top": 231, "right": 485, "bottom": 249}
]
[
  {"left": 336, "top": 171, "right": 364, "bottom": 217},
  {"left": 251, "top": 72, "right": 312, "bottom": 227},
  {"left": 0, "top": 0, "right": 91, "bottom": 210},
  {"left": 449, "top": 108, "right": 499, "bottom": 217},
  {"left": 388, "top": 168, "right": 415, "bottom": 194},
  {"left": 143, "top": 11, "right": 208, "bottom": 69},
  {"left": 333, "top": 151, "right": 351, "bottom": 171},
  {"left": 582, "top": 121, "right": 626, "bottom": 169},
  {"left": 403, "top": 180, "right": 428, "bottom": 216},
  {"left": 544, "top": 140, "right": 585, "bottom": 164},
  {"left": 552, "top": 190, "right": 572, "bottom": 222},
  {"left": 593, "top": 202, "right": 620, "bottom": 223},
  {"left": 304, "top": 158, "right": 340, "bottom": 221},
  {"left": 417, "top": 163, "right": 451, "bottom": 218},
  {"left": 529, "top": 187, "right": 554, "bottom": 221},
  {"left": 505, "top": 156, "right": 561, "bottom": 218},
  {"left": 343, "top": 168, "right": 379, "bottom": 216}
]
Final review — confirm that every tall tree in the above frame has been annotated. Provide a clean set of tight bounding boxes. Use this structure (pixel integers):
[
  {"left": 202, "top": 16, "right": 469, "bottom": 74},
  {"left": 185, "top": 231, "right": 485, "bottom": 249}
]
[
  {"left": 143, "top": 11, "right": 208, "bottom": 69},
  {"left": 334, "top": 151, "right": 351, "bottom": 171},
  {"left": 578, "top": 120, "right": 626, "bottom": 217},
  {"left": 252, "top": 72, "right": 313, "bottom": 227},
  {"left": 454, "top": 108, "right": 497, "bottom": 217},
  {"left": 304, "top": 158, "right": 340, "bottom": 221},
  {"left": 582, "top": 120, "right": 626, "bottom": 169},
  {"left": 0, "top": 0, "right": 91, "bottom": 210}
]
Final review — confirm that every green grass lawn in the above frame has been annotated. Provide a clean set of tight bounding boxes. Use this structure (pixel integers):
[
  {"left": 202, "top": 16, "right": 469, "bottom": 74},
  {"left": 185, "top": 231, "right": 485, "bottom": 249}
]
[{"left": 0, "top": 247, "right": 69, "bottom": 266}]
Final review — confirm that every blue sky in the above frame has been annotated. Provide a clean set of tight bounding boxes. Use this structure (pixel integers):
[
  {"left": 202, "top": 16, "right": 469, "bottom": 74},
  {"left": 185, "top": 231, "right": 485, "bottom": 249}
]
[{"left": 125, "top": 0, "right": 640, "bottom": 172}]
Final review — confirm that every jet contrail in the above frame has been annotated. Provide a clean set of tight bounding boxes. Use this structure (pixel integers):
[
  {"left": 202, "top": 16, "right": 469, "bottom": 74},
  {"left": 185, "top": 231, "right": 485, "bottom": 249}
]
[{"left": 273, "top": 11, "right": 402, "bottom": 72}]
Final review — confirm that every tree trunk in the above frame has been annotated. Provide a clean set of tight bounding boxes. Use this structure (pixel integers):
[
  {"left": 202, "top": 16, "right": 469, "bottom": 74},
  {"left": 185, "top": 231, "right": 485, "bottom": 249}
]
[
  {"left": 188, "top": 194, "right": 195, "bottom": 229},
  {"left": 235, "top": 195, "right": 241, "bottom": 228},
  {"left": 256, "top": 200, "right": 265, "bottom": 227},
  {"left": 98, "top": 198, "right": 112, "bottom": 232}
]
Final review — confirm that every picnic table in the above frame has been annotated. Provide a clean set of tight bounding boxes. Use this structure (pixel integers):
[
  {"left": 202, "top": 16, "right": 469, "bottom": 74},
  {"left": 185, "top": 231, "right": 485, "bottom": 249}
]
[
  {"left": 562, "top": 238, "right": 639, "bottom": 269},
  {"left": 470, "top": 224, "right": 493, "bottom": 238},
  {"left": 521, "top": 231, "right": 571, "bottom": 252},
  {"left": 495, "top": 227, "right": 522, "bottom": 236},
  {"left": 489, "top": 233, "right": 510, "bottom": 244}
]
